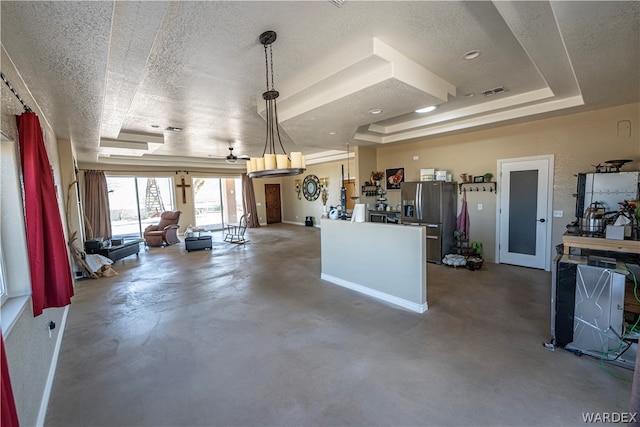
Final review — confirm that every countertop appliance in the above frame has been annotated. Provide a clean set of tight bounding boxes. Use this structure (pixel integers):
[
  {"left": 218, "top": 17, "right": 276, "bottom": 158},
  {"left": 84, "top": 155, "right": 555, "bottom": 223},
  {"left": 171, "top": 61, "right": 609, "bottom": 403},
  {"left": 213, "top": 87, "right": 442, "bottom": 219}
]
[
  {"left": 575, "top": 171, "right": 640, "bottom": 221},
  {"left": 401, "top": 181, "right": 457, "bottom": 263}
]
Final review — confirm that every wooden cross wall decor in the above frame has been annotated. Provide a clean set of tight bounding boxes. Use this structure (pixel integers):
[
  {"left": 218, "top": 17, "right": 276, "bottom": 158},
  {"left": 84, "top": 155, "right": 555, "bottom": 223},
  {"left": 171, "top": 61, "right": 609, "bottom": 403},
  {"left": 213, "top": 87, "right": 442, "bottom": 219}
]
[{"left": 176, "top": 175, "right": 191, "bottom": 203}]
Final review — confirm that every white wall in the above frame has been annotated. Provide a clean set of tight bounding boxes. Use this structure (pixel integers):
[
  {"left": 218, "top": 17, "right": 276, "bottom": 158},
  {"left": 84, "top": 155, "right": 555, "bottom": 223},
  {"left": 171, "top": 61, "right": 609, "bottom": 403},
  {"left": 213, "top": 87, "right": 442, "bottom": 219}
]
[
  {"left": 374, "top": 103, "right": 640, "bottom": 262},
  {"left": 1, "top": 47, "right": 70, "bottom": 427},
  {"left": 320, "top": 219, "right": 427, "bottom": 313}
]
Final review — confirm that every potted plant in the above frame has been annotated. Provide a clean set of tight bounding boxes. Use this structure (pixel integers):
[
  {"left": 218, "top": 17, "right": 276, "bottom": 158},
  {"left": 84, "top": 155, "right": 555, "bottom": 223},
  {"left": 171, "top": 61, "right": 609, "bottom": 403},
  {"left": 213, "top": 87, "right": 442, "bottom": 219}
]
[
  {"left": 371, "top": 171, "right": 384, "bottom": 186},
  {"left": 483, "top": 173, "right": 494, "bottom": 183}
]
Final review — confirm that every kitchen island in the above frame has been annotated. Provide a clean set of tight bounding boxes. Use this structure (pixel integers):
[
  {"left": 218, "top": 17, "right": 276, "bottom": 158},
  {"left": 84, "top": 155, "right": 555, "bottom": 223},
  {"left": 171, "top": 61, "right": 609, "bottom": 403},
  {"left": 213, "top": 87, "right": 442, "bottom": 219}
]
[{"left": 320, "top": 219, "right": 427, "bottom": 313}]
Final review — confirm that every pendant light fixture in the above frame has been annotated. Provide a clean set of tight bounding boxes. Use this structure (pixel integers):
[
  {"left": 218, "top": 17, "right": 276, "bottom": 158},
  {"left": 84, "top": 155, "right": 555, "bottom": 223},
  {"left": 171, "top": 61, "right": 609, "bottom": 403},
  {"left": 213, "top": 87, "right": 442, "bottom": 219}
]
[{"left": 247, "top": 31, "right": 306, "bottom": 179}]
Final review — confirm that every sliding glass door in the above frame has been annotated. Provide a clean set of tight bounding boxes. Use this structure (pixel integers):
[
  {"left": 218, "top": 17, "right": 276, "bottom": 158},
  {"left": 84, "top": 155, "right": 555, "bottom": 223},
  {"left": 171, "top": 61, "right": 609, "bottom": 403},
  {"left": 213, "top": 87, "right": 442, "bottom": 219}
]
[
  {"left": 193, "top": 177, "right": 242, "bottom": 230},
  {"left": 107, "top": 176, "right": 175, "bottom": 238}
]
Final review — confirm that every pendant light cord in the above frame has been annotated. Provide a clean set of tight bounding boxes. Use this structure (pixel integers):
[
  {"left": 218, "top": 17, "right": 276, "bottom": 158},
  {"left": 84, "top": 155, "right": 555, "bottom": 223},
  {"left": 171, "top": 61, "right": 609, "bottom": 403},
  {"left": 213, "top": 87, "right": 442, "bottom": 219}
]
[{"left": 262, "top": 42, "right": 288, "bottom": 158}]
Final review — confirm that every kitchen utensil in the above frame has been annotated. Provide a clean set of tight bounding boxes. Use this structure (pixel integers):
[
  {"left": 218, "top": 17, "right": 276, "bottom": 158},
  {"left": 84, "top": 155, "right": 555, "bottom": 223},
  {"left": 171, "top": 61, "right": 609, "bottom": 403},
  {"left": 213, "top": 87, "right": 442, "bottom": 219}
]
[{"left": 580, "top": 202, "right": 606, "bottom": 235}]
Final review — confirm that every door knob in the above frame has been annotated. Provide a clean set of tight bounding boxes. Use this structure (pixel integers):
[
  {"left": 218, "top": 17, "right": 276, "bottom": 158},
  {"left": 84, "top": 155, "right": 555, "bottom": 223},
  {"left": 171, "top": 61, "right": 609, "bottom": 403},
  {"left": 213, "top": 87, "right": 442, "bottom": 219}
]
[{"left": 538, "top": 218, "right": 546, "bottom": 223}]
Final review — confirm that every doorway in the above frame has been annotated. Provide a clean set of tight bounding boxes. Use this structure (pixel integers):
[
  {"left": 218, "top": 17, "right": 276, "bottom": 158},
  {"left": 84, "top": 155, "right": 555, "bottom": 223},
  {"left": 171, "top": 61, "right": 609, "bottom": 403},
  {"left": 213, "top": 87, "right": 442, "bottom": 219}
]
[
  {"left": 265, "top": 184, "right": 282, "bottom": 224},
  {"left": 496, "top": 155, "right": 554, "bottom": 271},
  {"left": 106, "top": 176, "right": 176, "bottom": 238},
  {"left": 192, "top": 177, "right": 243, "bottom": 230},
  {"left": 344, "top": 179, "right": 356, "bottom": 211}
]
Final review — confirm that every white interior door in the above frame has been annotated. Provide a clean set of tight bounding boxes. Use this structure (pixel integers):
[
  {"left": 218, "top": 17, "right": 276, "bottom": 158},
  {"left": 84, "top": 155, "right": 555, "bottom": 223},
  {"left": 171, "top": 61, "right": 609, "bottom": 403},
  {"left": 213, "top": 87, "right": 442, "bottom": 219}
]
[{"left": 497, "top": 156, "right": 553, "bottom": 270}]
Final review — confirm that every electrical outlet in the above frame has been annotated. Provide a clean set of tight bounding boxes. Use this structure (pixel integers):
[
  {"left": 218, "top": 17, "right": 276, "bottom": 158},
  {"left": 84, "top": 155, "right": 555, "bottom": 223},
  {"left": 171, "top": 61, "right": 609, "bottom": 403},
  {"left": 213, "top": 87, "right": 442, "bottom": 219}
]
[
  {"left": 477, "top": 203, "right": 483, "bottom": 211},
  {"left": 413, "top": 155, "right": 419, "bottom": 160},
  {"left": 553, "top": 210, "right": 564, "bottom": 218}
]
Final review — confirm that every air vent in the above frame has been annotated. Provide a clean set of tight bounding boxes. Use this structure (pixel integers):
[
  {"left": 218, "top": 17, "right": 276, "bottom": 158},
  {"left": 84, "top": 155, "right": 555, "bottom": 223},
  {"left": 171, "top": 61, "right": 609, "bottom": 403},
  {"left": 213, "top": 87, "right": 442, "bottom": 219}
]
[
  {"left": 328, "top": 0, "right": 345, "bottom": 7},
  {"left": 482, "top": 87, "right": 505, "bottom": 97}
]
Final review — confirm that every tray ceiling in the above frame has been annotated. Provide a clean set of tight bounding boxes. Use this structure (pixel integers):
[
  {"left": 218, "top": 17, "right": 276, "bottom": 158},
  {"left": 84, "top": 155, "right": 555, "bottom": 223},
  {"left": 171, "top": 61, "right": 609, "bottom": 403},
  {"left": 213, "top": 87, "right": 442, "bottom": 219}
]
[{"left": 1, "top": 1, "right": 638, "bottom": 168}]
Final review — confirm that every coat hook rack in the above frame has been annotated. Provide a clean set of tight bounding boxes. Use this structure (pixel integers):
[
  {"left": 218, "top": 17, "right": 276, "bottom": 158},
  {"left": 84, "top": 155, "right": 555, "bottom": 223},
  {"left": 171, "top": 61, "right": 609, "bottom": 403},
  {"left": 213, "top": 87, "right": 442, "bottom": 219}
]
[{"left": 458, "top": 182, "right": 497, "bottom": 194}]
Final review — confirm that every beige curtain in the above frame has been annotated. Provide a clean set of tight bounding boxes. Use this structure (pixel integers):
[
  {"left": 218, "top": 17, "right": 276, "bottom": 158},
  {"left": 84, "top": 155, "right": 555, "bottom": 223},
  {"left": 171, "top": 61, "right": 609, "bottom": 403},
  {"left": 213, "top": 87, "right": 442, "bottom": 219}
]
[
  {"left": 242, "top": 173, "right": 260, "bottom": 228},
  {"left": 84, "top": 170, "right": 112, "bottom": 239}
]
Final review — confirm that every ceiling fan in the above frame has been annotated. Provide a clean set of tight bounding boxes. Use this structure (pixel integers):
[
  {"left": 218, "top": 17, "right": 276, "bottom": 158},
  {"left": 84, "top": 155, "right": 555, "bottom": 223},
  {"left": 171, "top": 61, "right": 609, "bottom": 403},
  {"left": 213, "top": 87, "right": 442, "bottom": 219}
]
[{"left": 210, "top": 146, "right": 250, "bottom": 164}]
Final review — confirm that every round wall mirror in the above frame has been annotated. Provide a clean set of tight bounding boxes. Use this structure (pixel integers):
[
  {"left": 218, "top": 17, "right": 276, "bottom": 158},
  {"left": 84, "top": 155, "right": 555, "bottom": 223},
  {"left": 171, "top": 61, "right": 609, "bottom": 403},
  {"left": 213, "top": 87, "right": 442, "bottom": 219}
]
[{"left": 302, "top": 174, "right": 320, "bottom": 201}]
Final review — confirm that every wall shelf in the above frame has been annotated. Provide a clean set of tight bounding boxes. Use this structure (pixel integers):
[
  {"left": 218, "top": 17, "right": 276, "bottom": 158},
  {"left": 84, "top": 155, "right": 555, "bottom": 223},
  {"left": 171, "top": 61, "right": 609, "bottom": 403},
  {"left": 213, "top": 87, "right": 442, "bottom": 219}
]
[
  {"left": 459, "top": 182, "right": 496, "bottom": 194},
  {"left": 361, "top": 184, "right": 380, "bottom": 197}
]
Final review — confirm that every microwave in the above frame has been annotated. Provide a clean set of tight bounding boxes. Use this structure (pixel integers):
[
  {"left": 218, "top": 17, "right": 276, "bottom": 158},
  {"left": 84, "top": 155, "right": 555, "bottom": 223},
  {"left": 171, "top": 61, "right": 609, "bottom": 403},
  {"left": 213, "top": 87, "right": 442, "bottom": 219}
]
[{"left": 369, "top": 212, "right": 388, "bottom": 223}]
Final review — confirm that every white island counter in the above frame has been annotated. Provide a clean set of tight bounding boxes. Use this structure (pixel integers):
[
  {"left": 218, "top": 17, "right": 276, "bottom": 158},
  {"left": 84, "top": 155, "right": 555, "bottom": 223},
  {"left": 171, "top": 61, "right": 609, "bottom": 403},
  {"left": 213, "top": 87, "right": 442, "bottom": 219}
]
[{"left": 320, "top": 219, "right": 427, "bottom": 313}]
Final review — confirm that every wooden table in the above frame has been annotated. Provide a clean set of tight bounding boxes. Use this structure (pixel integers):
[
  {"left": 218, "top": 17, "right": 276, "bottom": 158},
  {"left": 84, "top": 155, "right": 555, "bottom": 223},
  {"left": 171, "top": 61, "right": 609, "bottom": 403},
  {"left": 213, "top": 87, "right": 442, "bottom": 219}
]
[{"left": 562, "top": 234, "right": 640, "bottom": 255}]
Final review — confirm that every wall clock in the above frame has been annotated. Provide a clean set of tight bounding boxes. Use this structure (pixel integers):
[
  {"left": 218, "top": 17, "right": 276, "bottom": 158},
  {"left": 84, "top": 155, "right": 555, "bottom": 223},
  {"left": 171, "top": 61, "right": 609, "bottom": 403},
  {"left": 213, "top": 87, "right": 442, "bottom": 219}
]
[{"left": 302, "top": 174, "right": 320, "bottom": 201}]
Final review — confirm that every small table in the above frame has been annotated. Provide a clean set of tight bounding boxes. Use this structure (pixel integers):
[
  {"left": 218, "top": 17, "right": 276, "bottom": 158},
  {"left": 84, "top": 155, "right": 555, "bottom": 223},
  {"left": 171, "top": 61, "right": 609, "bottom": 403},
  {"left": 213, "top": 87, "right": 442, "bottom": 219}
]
[
  {"left": 185, "top": 235, "right": 212, "bottom": 252},
  {"left": 86, "top": 240, "right": 140, "bottom": 262}
]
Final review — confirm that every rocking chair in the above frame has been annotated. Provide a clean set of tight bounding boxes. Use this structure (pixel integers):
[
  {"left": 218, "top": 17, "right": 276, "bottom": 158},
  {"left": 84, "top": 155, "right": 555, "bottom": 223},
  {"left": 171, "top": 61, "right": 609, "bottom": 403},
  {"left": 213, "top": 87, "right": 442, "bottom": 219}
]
[{"left": 224, "top": 213, "right": 250, "bottom": 244}]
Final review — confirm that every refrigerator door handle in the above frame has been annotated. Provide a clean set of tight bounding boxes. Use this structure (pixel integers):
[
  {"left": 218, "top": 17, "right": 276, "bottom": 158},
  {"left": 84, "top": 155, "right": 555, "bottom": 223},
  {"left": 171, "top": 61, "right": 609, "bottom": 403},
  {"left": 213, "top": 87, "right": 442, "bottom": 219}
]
[
  {"left": 415, "top": 184, "right": 419, "bottom": 220},
  {"left": 426, "top": 235, "right": 439, "bottom": 240},
  {"left": 417, "top": 183, "right": 422, "bottom": 220}
]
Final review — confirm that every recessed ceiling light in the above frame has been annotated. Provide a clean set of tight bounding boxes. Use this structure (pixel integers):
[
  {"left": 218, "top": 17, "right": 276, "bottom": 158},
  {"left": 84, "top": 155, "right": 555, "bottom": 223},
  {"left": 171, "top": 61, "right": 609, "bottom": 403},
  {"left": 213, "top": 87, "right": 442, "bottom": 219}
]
[
  {"left": 463, "top": 50, "right": 481, "bottom": 60},
  {"left": 415, "top": 105, "right": 437, "bottom": 114},
  {"left": 150, "top": 124, "right": 160, "bottom": 128},
  {"left": 329, "top": 131, "right": 337, "bottom": 136},
  {"left": 462, "top": 93, "right": 474, "bottom": 98},
  {"left": 165, "top": 126, "right": 182, "bottom": 132},
  {"left": 369, "top": 109, "right": 382, "bottom": 115}
]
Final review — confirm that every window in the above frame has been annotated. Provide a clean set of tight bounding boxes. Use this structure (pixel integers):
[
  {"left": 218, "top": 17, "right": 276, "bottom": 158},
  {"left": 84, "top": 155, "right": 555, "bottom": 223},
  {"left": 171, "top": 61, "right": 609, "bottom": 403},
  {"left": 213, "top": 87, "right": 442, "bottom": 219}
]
[
  {"left": 193, "top": 177, "right": 243, "bottom": 230},
  {"left": 106, "top": 176, "right": 176, "bottom": 238},
  {"left": 1, "top": 133, "right": 31, "bottom": 334}
]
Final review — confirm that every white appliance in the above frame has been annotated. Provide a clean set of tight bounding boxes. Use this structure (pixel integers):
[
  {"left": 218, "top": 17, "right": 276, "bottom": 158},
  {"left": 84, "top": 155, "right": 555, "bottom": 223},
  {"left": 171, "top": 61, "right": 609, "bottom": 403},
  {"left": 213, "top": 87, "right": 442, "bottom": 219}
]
[{"left": 576, "top": 171, "right": 640, "bottom": 216}]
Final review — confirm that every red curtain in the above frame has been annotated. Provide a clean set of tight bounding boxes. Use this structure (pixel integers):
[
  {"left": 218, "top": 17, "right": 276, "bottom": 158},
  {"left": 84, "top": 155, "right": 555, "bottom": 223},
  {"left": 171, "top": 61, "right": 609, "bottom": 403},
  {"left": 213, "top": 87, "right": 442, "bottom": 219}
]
[
  {"left": 17, "top": 112, "right": 74, "bottom": 317},
  {"left": 1, "top": 333, "right": 19, "bottom": 427}
]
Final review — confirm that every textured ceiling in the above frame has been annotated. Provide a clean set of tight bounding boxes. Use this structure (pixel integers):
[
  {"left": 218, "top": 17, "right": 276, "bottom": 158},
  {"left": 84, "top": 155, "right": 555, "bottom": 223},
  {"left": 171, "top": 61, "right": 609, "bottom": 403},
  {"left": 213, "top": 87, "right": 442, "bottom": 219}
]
[{"left": 1, "top": 1, "right": 638, "bottom": 168}]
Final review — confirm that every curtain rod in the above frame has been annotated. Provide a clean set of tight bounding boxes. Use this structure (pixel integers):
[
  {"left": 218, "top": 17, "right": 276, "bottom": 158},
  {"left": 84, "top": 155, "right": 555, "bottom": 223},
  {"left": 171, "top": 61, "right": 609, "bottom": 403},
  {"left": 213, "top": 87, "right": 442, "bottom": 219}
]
[
  {"left": 1, "top": 71, "right": 32, "bottom": 113},
  {"left": 78, "top": 168, "right": 244, "bottom": 176}
]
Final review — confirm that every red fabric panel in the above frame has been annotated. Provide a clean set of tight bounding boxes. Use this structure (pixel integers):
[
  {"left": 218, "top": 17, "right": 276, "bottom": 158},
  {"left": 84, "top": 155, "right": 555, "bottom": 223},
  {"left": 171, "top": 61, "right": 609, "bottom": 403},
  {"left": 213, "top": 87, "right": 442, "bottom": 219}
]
[
  {"left": 17, "top": 112, "right": 74, "bottom": 317},
  {"left": 1, "top": 333, "right": 20, "bottom": 427}
]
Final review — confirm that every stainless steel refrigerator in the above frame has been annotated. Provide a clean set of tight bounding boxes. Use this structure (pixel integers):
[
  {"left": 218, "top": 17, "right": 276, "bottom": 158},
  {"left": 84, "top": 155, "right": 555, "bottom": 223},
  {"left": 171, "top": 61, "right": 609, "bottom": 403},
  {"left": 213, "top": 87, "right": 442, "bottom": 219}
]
[{"left": 401, "top": 181, "right": 457, "bottom": 263}]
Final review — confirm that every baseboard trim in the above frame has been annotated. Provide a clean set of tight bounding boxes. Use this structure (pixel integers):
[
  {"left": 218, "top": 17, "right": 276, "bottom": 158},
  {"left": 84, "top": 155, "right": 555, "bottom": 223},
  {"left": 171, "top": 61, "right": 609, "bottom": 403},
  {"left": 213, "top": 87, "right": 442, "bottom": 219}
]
[
  {"left": 320, "top": 273, "right": 428, "bottom": 313},
  {"left": 282, "top": 220, "right": 322, "bottom": 228},
  {"left": 36, "top": 305, "right": 69, "bottom": 427}
]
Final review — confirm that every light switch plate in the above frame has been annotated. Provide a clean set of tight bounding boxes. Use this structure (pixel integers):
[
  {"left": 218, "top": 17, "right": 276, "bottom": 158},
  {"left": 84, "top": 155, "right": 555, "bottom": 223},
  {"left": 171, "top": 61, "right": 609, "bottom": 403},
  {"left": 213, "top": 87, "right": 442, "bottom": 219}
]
[{"left": 477, "top": 203, "right": 483, "bottom": 211}]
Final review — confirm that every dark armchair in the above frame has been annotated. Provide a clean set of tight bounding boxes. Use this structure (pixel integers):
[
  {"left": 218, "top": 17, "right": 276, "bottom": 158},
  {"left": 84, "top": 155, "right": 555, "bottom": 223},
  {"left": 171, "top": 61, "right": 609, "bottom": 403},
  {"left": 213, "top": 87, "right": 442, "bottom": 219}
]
[{"left": 144, "top": 211, "right": 181, "bottom": 247}]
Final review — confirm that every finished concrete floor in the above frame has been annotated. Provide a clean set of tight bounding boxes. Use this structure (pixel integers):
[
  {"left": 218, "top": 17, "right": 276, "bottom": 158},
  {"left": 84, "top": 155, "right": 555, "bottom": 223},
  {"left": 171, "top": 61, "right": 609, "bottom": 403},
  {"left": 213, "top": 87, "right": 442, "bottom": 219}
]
[{"left": 46, "top": 223, "right": 633, "bottom": 426}]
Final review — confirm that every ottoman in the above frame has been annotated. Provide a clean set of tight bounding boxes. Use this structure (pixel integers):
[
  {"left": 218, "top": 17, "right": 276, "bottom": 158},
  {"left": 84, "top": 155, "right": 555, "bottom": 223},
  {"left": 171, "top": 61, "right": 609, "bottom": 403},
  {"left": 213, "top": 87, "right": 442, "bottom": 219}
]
[{"left": 185, "top": 235, "right": 212, "bottom": 252}]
